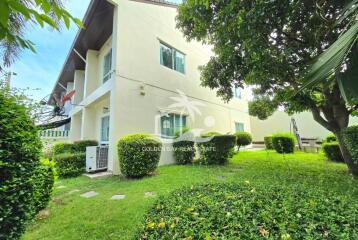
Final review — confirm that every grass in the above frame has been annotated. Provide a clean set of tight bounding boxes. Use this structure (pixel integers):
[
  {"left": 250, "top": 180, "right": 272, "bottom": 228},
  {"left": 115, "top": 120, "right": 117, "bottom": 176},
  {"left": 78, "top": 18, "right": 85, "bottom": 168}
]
[{"left": 23, "top": 150, "right": 358, "bottom": 240}]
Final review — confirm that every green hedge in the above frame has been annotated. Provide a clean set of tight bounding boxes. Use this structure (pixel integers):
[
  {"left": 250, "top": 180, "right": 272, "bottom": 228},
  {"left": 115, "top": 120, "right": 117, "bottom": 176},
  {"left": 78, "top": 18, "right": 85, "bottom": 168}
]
[
  {"left": 325, "top": 133, "right": 337, "bottom": 143},
  {"left": 137, "top": 183, "right": 358, "bottom": 239},
  {"left": 322, "top": 142, "right": 344, "bottom": 162},
  {"left": 54, "top": 153, "right": 86, "bottom": 178},
  {"left": 197, "top": 133, "right": 236, "bottom": 165},
  {"left": 343, "top": 126, "right": 358, "bottom": 164},
  {"left": 0, "top": 93, "right": 54, "bottom": 239},
  {"left": 264, "top": 136, "right": 274, "bottom": 149},
  {"left": 272, "top": 133, "right": 296, "bottom": 153},
  {"left": 117, "top": 133, "right": 162, "bottom": 178},
  {"left": 73, "top": 140, "right": 98, "bottom": 152},
  {"left": 234, "top": 131, "right": 252, "bottom": 150},
  {"left": 173, "top": 129, "right": 195, "bottom": 165},
  {"left": 53, "top": 142, "right": 75, "bottom": 155}
]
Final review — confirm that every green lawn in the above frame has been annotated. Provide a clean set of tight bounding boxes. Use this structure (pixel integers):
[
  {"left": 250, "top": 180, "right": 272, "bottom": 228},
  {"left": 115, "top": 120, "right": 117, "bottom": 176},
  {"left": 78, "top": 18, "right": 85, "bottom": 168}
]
[{"left": 23, "top": 151, "right": 358, "bottom": 240}]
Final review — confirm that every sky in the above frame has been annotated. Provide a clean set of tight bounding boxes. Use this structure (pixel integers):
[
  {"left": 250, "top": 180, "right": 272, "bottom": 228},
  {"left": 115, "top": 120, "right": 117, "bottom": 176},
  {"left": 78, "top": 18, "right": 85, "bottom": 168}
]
[{"left": 9, "top": 0, "right": 91, "bottom": 101}]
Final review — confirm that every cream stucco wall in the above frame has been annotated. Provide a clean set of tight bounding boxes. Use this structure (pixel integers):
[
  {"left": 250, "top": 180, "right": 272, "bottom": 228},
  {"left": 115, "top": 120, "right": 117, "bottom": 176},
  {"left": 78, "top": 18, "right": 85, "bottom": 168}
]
[
  {"left": 69, "top": 0, "right": 251, "bottom": 174},
  {"left": 250, "top": 111, "right": 358, "bottom": 141}
]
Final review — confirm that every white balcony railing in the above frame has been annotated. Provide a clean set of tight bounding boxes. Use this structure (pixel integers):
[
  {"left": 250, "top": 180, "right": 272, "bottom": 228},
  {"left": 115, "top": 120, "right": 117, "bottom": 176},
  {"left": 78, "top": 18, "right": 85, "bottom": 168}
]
[{"left": 39, "top": 130, "right": 69, "bottom": 139}]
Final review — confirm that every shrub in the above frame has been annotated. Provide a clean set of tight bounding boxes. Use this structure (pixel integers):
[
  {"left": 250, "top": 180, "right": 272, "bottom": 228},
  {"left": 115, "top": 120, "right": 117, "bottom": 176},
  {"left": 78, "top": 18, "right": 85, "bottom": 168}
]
[
  {"left": 325, "top": 133, "right": 337, "bottom": 143},
  {"left": 137, "top": 183, "right": 358, "bottom": 239},
  {"left": 343, "top": 126, "right": 358, "bottom": 164},
  {"left": 322, "top": 142, "right": 344, "bottom": 162},
  {"left": 272, "top": 133, "right": 296, "bottom": 153},
  {"left": 173, "top": 129, "right": 195, "bottom": 165},
  {"left": 0, "top": 93, "right": 51, "bottom": 239},
  {"left": 32, "top": 159, "right": 56, "bottom": 211},
  {"left": 54, "top": 152, "right": 86, "bottom": 177},
  {"left": 73, "top": 140, "right": 98, "bottom": 152},
  {"left": 197, "top": 133, "right": 236, "bottom": 165},
  {"left": 264, "top": 136, "right": 274, "bottom": 149},
  {"left": 52, "top": 142, "right": 75, "bottom": 155},
  {"left": 234, "top": 131, "right": 252, "bottom": 150},
  {"left": 117, "top": 133, "right": 162, "bottom": 178}
]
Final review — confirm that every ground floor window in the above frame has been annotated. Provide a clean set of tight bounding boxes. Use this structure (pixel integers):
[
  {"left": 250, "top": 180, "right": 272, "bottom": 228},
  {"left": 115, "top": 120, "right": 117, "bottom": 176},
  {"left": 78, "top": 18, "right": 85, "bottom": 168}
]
[
  {"left": 235, "top": 122, "right": 244, "bottom": 132},
  {"left": 160, "top": 113, "right": 186, "bottom": 138},
  {"left": 101, "top": 116, "right": 110, "bottom": 142}
]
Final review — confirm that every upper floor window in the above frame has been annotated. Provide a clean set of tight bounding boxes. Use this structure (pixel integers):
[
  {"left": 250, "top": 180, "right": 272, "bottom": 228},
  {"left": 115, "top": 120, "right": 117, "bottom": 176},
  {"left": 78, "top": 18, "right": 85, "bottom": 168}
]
[
  {"left": 160, "top": 113, "right": 187, "bottom": 138},
  {"left": 160, "top": 42, "right": 185, "bottom": 74},
  {"left": 233, "top": 87, "right": 241, "bottom": 99},
  {"left": 103, "top": 49, "right": 112, "bottom": 83}
]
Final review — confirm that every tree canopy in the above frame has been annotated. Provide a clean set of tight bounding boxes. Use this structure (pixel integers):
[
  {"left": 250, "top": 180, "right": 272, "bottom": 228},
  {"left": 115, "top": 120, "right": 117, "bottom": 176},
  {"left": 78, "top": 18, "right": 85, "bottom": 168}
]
[
  {"left": 0, "top": 0, "right": 83, "bottom": 70},
  {"left": 176, "top": 0, "right": 358, "bottom": 175}
]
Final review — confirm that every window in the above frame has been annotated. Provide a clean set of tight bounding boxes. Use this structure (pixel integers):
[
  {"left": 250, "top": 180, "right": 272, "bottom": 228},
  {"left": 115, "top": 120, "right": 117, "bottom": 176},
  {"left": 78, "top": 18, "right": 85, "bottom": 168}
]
[
  {"left": 160, "top": 113, "right": 187, "bottom": 138},
  {"left": 233, "top": 87, "right": 241, "bottom": 99},
  {"left": 103, "top": 49, "right": 112, "bottom": 83},
  {"left": 101, "top": 116, "right": 110, "bottom": 142},
  {"left": 235, "top": 122, "right": 244, "bottom": 132},
  {"left": 160, "top": 42, "right": 185, "bottom": 74}
]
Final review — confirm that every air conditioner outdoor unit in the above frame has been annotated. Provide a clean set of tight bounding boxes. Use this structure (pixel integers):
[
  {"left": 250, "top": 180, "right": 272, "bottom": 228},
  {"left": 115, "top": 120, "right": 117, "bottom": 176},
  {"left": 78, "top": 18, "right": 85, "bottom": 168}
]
[{"left": 86, "top": 146, "right": 109, "bottom": 173}]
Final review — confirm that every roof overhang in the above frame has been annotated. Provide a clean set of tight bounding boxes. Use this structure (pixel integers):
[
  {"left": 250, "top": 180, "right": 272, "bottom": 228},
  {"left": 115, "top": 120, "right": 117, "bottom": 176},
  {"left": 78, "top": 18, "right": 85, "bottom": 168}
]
[{"left": 48, "top": 0, "right": 115, "bottom": 104}]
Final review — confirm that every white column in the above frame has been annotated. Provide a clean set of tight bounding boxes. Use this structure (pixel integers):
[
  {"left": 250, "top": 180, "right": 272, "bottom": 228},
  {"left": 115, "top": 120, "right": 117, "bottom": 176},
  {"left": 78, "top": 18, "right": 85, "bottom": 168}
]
[
  {"left": 107, "top": 5, "right": 120, "bottom": 174},
  {"left": 84, "top": 50, "right": 99, "bottom": 98},
  {"left": 69, "top": 112, "right": 82, "bottom": 141},
  {"left": 81, "top": 107, "right": 97, "bottom": 140},
  {"left": 73, "top": 70, "right": 85, "bottom": 104}
]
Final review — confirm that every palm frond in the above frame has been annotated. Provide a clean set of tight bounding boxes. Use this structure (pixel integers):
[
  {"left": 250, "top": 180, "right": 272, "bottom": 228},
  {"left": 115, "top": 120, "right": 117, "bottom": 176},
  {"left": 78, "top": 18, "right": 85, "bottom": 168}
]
[{"left": 299, "top": 20, "right": 358, "bottom": 91}]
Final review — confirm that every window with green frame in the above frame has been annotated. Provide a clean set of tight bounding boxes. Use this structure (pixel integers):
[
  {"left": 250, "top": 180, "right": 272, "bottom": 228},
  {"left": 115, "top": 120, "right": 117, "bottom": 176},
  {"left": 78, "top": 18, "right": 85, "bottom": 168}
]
[
  {"left": 235, "top": 122, "right": 244, "bottom": 132},
  {"left": 160, "top": 42, "right": 185, "bottom": 74},
  {"left": 103, "top": 49, "right": 112, "bottom": 83},
  {"left": 160, "top": 113, "right": 187, "bottom": 138}
]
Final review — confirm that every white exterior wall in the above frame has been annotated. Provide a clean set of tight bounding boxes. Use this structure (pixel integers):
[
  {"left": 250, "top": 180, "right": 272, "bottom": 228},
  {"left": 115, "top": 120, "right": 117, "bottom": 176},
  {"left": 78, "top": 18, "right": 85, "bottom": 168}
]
[
  {"left": 250, "top": 111, "right": 358, "bottom": 141},
  {"left": 68, "top": 0, "right": 251, "bottom": 174}
]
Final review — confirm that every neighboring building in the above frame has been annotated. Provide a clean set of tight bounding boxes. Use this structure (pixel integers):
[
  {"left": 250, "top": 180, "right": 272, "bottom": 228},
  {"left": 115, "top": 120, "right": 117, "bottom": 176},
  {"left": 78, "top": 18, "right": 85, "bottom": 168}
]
[
  {"left": 250, "top": 111, "right": 358, "bottom": 141},
  {"left": 49, "top": 0, "right": 251, "bottom": 174}
]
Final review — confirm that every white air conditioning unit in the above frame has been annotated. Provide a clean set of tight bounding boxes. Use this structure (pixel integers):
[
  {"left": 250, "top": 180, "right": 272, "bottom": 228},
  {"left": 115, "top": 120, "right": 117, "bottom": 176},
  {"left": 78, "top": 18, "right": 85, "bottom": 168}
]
[{"left": 86, "top": 146, "right": 109, "bottom": 172}]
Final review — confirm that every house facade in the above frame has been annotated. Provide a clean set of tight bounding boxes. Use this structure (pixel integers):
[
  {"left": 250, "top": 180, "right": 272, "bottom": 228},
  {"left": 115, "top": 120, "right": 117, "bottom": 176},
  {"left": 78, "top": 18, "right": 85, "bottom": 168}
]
[{"left": 49, "top": 0, "right": 251, "bottom": 174}]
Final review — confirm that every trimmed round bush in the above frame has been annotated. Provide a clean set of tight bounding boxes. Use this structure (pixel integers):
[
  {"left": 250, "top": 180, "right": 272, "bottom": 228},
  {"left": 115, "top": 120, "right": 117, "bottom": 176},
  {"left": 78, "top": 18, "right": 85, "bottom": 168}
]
[
  {"left": 343, "top": 126, "right": 358, "bottom": 164},
  {"left": 272, "top": 133, "right": 296, "bottom": 153},
  {"left": 173, "top": 129, "right": 195, "bottom": 165},
  {"left": 73, "top": 140, "right": 98, "bottom": 152},
  {"left": 197, "top": 133, "right": 236, "bottom": 165},
  {"left": 137, "top": 183, "right": 358, "bottom": 239},
  {"left": 0, "top": 93, "right": 53, "bottom": 239},
  {"left": 234, "top": 131, "right": 252, "bottom": 150},
  {"left": 264, "top": 136, "right": 274, "bottom": 149},
  {"left": 322, "top": 142, "right": 344, "bottom": 162},
  {"left": 54, "top": 152, "right": 86, "bottom": 177},
  {"left": 117, "top": 133, "right": 162, "bottom": 178}
]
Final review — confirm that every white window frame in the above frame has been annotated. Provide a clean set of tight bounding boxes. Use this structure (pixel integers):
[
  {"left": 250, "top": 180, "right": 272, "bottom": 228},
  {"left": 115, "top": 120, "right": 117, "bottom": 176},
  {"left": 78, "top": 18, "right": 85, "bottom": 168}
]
[
  {"left": 160, "top": 113, "right": 187, "bottom": 139},
  {"left": 160, "top": 41, "right": 185, "bottom": 74},
  {"left": 100, "top": 115, "right": 110, "bottom": 144},
  {"left": 103, "top": 49, "right": 112, "bottom": 83}
]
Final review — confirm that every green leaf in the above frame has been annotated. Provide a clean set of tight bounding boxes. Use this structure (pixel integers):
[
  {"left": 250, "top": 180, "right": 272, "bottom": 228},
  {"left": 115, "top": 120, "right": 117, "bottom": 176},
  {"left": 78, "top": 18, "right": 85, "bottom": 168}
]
[
  {"left": 32, "top": 11, "right": 44, "bottom": 27},
  {"left": 0, "top": 1, "right": 10, "bottom": 27},
  {"left": 41, "top": 1, "right": 51, "bottom": 14},
  {"left": 40, "top": 14, "right": 58, "bottom": 29},
  {"left": 8, "top": 0, "right": 30, "bottom": 19},
  {"left": 63, "top": 14, "right": 70, "bottom": 29},
  {"left": 299, "top": 21, "right": 358, "bottom": 91},
  {"left": 73, "top": 18, "right": 84, "bottom": 29}
]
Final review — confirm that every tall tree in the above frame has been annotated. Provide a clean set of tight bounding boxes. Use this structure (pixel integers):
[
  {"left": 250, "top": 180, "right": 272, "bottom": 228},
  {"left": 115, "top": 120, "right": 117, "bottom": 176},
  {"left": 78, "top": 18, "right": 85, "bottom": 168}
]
[
  {"left": 0, "top": 0, "right": 83, "bottom": 70},
  {"left": 176, "top": 0, "right": 358, "bottom": 175}
]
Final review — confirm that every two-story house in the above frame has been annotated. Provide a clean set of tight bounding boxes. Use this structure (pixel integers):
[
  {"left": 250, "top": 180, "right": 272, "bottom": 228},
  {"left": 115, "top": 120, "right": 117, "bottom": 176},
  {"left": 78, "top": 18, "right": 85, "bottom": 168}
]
[{"left": 49, "top": 0, "right": 251, "bottom": 174}]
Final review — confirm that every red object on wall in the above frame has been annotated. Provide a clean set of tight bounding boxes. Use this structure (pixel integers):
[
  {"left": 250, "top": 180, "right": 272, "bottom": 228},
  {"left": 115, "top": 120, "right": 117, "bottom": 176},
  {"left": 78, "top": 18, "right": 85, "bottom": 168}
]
[{"left": 61, "top": 90, "right": 76, "bottom": 105}]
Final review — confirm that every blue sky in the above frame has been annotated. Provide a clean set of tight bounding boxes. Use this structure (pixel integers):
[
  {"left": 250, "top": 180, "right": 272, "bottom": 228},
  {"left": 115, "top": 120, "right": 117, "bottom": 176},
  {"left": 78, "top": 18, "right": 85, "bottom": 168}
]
[{"left": 10, "top": 0, "right": 91, "bottom": 101}]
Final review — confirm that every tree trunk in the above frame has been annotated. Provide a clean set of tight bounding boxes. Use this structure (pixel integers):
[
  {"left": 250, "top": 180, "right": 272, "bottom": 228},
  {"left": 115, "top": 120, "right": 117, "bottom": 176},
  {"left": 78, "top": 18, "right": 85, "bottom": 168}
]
[{"left": 334, "top": 130, "right": 358, "bottom": 177}]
